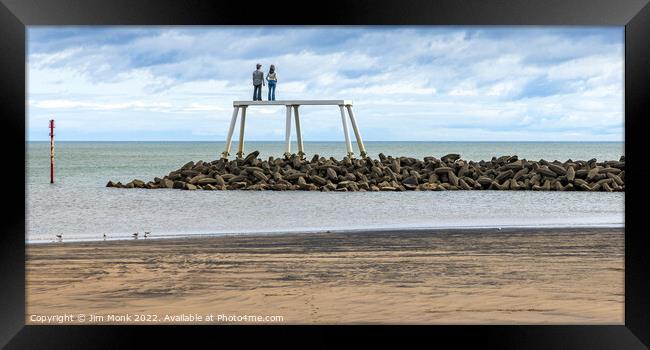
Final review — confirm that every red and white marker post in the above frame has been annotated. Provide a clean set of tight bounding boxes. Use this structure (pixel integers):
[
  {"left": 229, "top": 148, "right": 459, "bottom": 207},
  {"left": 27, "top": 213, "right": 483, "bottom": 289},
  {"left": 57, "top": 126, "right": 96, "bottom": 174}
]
[{"left": 49, "top": 119, "right": 55, "bottom": 183}]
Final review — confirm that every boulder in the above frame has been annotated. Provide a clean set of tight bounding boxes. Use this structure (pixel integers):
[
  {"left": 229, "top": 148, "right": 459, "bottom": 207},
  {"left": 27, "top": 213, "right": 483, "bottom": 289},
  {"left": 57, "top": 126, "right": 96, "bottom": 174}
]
[
  {"left": 228, "top": 175, "right": 247, "bottom": 183},
  {"left": 434, "top": 167, "right": 453, "bottom": 174},
  {"left": 587, "top": 167, "right": 601, "bottom": 180},
  {"left": 459, "top": 178, "right": 472, "bottom": 190},
  {"left": 599, "top": 167, "right": 621, "bottom": 175},
  {"left": 131, "top": 179, "right": 145, "bottom": 188},
  {"left": 213, "top": 175, "right": 226, "bottom": 186},
  {"left": 552, "top": 181, "right": 563, "bottom": 191},
  {"left": 230, "top": 182, "right": 248, "bottom": 189},
  {"left": 607, "top": 172, "right": 624, "bottom": 186},
  {"left": 566, "top": 166, "right": 575, "bottom": 182},
  {"left": 172, "top": 181, "right": 185, "bottom": 189},
  {"left": 402, "top": 176, "right": 418, "bottom": 186},
  {"left": 602, "top": 182, "right": 613, "bottom": 192},
  {"left": 448, "top": 171, "right": 459, "bottom": 186},
  {"left": 181, "top": 169, "right": 200, "bottom": 177},
  {"left": 580, "top": 183, "right": 594, "bottom": 191},
  {"left": 391, "top": 159, "right": 401, "bottom": 174},
  {"left": 611, "top": 161, "right": 625, "bottom": 169},
  {"left": 243, "top": 151, "right": 260, "bottom": 164},
  {"left": 285, "top": 172, "right": 307, "bottom": 181},
  {"left": 513, "top": 168, "right": 529, "bottom": 181},
  {"left": 477, "top": 176, "right": 493, "bottom": 187},
  {"left": 441, "top": 153, "right": 460, "bottom": 162},
  {"left": 496, "top": 155, "right": 511, "bottom": 164},
  {"left": 548, "top": 163, "right": 567, "bottom": 176},
  {"left": 508, "top": 179, "right": 519, "bottom": 190},
  {"left": 505, "top": 160, "right": 523, "bottom": 170},
  {"left": 271, "top": 183, "right": 289, "bottom": 191},
  {"left": 574, "top": 178, "right": 588, "bottom": 187},
  {"left": 495, "top": 170, "right": 514, "bottom": 181},
  {"left": 252, "top": 170, "right": 269, "bottom": 182},
  {"left": 181, "top": 161, "right": 195, "bottom": 170},
  {"left": 458, "top": 165, "right": 470, "bottom": 178},
  {"left": 243, "top": 166, "right": 264, "bottom": 174},
  {"left": 311, "top": 175, "right": 328, "bottom": 186},
  {"left": 189, "top": 174, "right": 209, "bottom": 184},
  {"left": 536, "top": 166, "right": 556, "bottom": 177},
  {"left": 197, "top": 178, "right": 220, "bottom": 185},
  {"left": 157, "top": 178, "right": 171, "bottom": 188},
  {"left": 246, "top": 183, "right": 267, "bottom": 191},
  {"left": 326, "top": 168, "right": 338, "bottom": 181},
  {"left": 292, "top": 157, "right": 302, "bottom": 168},
  {"left": 371, "top": 166, "right": 384, "bottom": 177},
  {"left": 464, "top": 177, "right": 476, "bottom": 186}
]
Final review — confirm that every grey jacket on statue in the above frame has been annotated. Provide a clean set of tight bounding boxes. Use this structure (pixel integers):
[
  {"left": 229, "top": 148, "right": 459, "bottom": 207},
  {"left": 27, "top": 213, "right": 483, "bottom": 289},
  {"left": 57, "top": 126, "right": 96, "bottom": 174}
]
[{"left": 252, "top": 70, "right": 264, "bottom": 86}]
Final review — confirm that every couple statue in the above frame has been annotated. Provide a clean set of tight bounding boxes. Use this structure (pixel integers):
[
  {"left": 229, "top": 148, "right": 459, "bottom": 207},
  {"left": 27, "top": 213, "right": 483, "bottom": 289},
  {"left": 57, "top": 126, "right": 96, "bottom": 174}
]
[{"left": 252, "top": 63, "right": 278, "bottom": 101}]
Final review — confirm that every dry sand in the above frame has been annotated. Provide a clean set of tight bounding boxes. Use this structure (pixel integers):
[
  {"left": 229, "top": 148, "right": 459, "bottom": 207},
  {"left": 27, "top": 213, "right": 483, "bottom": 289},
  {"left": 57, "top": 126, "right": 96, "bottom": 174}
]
[{"left": 26, "top": 227, "right": 624, "bottom": 324}]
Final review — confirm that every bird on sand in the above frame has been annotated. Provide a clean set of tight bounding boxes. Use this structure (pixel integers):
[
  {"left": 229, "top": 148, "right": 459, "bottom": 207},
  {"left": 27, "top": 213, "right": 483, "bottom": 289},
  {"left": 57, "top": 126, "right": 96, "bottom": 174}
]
[
  {"left": 103, "top": 233, "right": 107, "bottom": 240},
  {"left": 132, "top": 232, "right": 139, "bottom": 239},
  {"left": 144, "top": 231, "right": 151, "bottom": 239},
  {"left": 55, "top": 233, "right": 63, "bottom": 241}
]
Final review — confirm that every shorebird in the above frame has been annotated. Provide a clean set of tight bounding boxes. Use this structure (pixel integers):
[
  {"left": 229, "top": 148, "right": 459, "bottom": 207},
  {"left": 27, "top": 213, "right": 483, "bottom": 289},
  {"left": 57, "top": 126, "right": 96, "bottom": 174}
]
[
  {"left": 103, "top": 233, "right": 107, "bottom": 240},
  {"left": 55, "top": 233, "right": 63, "bottom": 241},
  {"left": 144, "top": 231, "right": 151, "bottom": 239},
  {"left": 132, "top": 232, "right": 139, "bottom": 239}
]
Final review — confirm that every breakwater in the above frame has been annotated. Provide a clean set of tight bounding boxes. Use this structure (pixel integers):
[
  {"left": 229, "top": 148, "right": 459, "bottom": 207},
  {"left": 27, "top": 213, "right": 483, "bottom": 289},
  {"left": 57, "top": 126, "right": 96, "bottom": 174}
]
[{"left": 106, "top": 151, "right": 625, "bottom": 192}]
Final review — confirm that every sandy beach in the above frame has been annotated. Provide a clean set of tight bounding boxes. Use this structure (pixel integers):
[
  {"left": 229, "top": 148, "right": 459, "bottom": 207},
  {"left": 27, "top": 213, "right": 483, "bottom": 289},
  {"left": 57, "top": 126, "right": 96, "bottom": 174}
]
[{"left": 26, "top": 227, "right": 624, "bottom": 324}]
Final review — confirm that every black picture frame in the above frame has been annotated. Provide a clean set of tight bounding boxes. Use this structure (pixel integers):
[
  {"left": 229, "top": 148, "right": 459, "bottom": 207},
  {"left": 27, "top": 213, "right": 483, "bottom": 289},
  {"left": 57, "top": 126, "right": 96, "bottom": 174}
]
[{"left": 1, "top": 0, "right": 648, "bottom": 348}]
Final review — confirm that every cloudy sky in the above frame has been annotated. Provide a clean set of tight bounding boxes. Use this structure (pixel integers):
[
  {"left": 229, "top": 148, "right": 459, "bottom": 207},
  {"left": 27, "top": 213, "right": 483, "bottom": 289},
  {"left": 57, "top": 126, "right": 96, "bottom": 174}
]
[{"left": 27, "top": 26, "right": 624, "bottom": 141}]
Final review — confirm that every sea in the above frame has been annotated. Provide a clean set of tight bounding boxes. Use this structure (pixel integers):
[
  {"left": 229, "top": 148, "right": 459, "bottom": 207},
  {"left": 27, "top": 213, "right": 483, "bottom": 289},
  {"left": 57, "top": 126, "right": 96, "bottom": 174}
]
[{"left": 26, "top": 141, "right": 625, "bottom": 243}]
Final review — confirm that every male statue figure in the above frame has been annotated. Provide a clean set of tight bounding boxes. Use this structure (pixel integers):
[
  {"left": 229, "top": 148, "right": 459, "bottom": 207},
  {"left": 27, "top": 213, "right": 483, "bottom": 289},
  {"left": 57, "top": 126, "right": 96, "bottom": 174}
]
[{"left": 252, "top": 63, "right": 265, "bottom": 101}]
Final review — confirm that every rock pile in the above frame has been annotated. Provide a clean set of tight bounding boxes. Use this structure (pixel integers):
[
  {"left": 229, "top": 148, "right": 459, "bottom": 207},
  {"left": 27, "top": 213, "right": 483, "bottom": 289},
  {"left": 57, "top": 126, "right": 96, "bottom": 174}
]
[{"left": 106, "top": 151, "right": 625, "bottom": 192}]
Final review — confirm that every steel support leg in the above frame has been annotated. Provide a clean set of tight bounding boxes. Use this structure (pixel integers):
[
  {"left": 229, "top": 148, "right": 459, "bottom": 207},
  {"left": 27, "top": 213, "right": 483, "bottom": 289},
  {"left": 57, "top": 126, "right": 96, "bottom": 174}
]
[
  {"left": 222, "top": 106, "right": 239, "bottom": 159},
  {"left": 293, "top": 105, "right": 304, "bottom": 157},
  {"left": 339, "top": 105, "right": 354, "bottom": 159},
  {"left": 236, "top": 106, "right": 247, "bottom": 158},
  {"left": 346, "top": 105, "right": 367, "bottom": 158},
  {"left": 284, "top": 105, "right": 292, "bottom": 157}
]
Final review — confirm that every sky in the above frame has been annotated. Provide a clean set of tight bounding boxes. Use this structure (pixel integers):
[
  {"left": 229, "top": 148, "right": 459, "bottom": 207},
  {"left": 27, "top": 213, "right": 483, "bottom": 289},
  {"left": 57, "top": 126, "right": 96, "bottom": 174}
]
[{"left": 27, "top": 26, "right": 624, "bottom": 141}]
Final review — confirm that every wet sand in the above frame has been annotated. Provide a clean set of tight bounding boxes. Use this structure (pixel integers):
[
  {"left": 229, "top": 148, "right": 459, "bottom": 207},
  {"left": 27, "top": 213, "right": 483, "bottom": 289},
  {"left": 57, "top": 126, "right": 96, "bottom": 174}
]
[{"left": 26, "top": 227, "right": 624, "bottom": 324}]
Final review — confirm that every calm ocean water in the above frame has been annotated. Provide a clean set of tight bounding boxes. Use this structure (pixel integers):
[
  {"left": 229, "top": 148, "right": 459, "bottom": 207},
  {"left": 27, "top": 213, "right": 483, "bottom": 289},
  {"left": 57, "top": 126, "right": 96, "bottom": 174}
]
[{"left": 26, "top": 141, "right": 625, "bottom": 243}]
